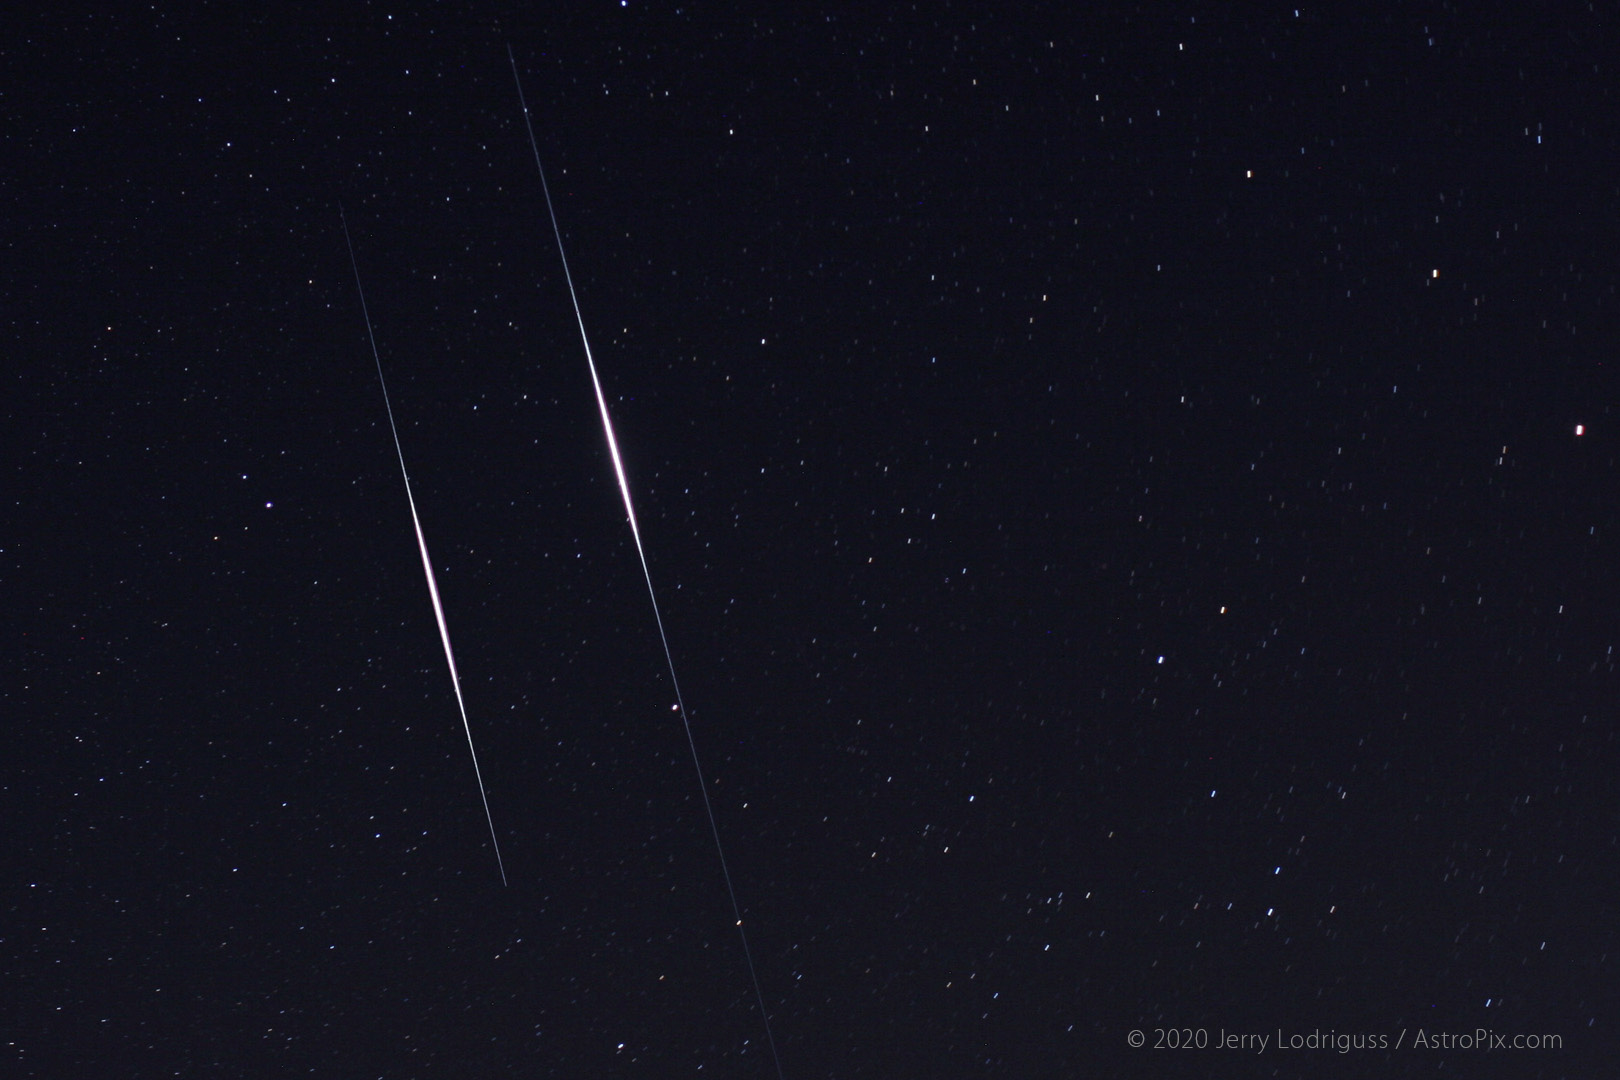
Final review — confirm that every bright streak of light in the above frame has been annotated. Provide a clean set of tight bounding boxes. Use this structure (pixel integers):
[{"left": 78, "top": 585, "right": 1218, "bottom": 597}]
[
  {"left": 340, "top": 207, "right": 508, "bottom": 888},
  {"left": 509, "top": 46, "right": 784, "bottom": 1080}
]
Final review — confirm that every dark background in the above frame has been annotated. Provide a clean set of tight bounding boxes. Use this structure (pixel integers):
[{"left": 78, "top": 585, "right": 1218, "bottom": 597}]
[{"left": 5, "top": 4, "right": 1616, "bottom": 1077}]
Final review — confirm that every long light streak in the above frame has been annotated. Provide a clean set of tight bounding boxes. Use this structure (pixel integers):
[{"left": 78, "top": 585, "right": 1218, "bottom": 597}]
[
  {"left": 340, "top": 207, "right": 509, "bottom": 888},
  {"left": 508, "top": 47, "right": 785, "bottom": 1080}
]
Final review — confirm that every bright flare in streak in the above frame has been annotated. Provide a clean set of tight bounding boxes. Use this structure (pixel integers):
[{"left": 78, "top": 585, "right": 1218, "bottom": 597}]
[
  {"left": 509, "top": 47, "right": 784, "bottom": 1080},
  {"left": 340, "top": 207, "right": 508, "bottom": 888}
]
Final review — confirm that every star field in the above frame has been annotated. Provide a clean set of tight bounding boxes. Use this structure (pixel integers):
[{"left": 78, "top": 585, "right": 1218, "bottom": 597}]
[{"left": 5, "top": 5, "right": 1617, "bottom": 1077}]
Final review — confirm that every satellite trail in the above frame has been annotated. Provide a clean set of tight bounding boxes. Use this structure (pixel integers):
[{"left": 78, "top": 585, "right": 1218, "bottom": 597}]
[
  {"left": 341, "top": 207, "right": 508, "bottom": 888},
  {"left": 508, "top": 46, "right": 786, "bottom": 1080}
]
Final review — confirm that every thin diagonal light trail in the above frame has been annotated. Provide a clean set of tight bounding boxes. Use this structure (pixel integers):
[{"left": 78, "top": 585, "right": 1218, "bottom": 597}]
[
  {"left": 508, "top": 47, "right": 786, "bottom": 1080},
  {"left": 340, "top": 207, "right": 509, "bottom": 888}
]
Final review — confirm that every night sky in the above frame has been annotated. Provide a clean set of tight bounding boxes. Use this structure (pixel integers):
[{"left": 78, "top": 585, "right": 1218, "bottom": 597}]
[{"left": 7, "top": 5, "right": 1619, "bottom": 1077}]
